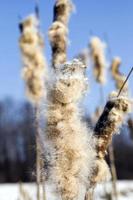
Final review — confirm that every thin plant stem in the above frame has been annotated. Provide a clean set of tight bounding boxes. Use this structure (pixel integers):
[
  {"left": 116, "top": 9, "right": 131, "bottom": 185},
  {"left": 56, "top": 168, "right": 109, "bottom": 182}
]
[
  {"left": 109, "top": 144, "right": 118, "bottom": 200},
  {"left": 117, "top": 67, "right": 133, "bottom": 97},
  {"left": 35, "top": 104, "right": 47, "bottom": 200},
  {"left": 41, "top": 158, "right": 47, "bottom": 200},
  {"left": 35, "top": 104, "right": 41, "bottom": 200},
  {"left": 84, "top": 188, "right": 94, "bottom": 200},
  {"left": 42, "top": 182, "right": 47, "bottom": 200},
  {"left": 99, "top": 35, "right": 118, "bottom": 199}
]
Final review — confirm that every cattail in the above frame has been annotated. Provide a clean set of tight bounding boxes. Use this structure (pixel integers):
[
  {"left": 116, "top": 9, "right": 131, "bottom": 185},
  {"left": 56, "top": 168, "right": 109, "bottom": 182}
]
[
  {"left": 91, "top": 92, "right": 131, "bottom": 185},
  {"left": 53, "top": 0, "right": 73, "bottom": 25},
  {"left": 45, "top": 60, "right": 96, "bottom": 200},
  {"left": 95, "top": 91, "right": 130, "bottom": 159},
  {"left": 49, "top": 0, "right": 73, "bottom": 68},
  {"left": 19, "top": 14, "right": 46, "bottom": 102},
  {"left": 111, "top": 57, "right": 128, "bottom": 92},
  {"left": 19, "top": 14, "right": 47, "bottom": 200},
  {"left": 76, "top": 48, "right": 89, "bottom": 66},
  {"left": 111, "top": 57, "right": 121, "bottom": 79},
  {"left": 49, "top": 21, "right": 68, "bottom": 68},
  {"left": 89, "top": 36, "right": 107, "bottom": 84}
]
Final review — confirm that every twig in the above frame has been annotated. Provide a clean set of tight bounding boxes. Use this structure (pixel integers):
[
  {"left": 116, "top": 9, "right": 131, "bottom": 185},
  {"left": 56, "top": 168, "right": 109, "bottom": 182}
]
[{"left": 117, "top": 67, "right": 133, "bottom": 97}]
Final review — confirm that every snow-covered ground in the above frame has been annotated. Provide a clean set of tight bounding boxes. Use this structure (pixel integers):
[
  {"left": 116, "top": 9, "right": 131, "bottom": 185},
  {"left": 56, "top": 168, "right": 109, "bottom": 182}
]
[
  {"left": 0, "top": 181, "right": 133, "bottom": 200},
  {"left": 94, "top": 181, "right": 133, "bottom": 200}
]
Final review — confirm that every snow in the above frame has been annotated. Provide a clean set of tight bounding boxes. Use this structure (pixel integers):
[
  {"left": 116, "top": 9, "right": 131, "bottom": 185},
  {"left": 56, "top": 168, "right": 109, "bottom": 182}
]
[
  {"left": 0, "top": 181, "right": 133, "bottom": 200},
  {"left": 94, "top": 181, "right": 133, "bottom": 200}
]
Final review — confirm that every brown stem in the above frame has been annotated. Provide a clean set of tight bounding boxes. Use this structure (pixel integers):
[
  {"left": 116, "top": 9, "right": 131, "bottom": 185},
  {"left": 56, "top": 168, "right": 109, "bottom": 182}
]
[{"left": 117, "top": 66, "right": 133, "bottom": 97}]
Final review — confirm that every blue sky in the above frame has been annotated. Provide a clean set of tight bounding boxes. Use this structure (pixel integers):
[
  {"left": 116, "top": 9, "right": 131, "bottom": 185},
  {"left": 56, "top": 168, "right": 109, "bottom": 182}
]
[{"left": 0, "top": 0, "right": 133, "bottom": 113}]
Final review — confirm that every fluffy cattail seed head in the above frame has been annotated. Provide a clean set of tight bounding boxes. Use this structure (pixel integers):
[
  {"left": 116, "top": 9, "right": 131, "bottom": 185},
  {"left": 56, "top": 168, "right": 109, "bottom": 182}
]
[
  {"left": 111, "top": 57, "right": 128, "bottom": 92},
  {"left": 90, "top": 92, "right": 131, "bottom": 188},
  {"left": 53, "top": 0, "right": 73, "bottom": 25},
  {"left": 45, "top": 59, "right": 96, "bottom": 200},
  {"left": 90, "top": 36, "right": 107, "bottom": 84},
  {"left": 51, "top": 59, "right": 87, "bottom": 104},
  {"left": 19, "top": 14, "right": 46, "bottom": 102},
  {"left": 49, "top": 21, "right": 68, "bottom": 68},
  {"left": 49, "top": 0, "right": 73, "bottom": 69},
  {"left": 111, "top": 57, "right": 121, "bottom": 78},
  {"left": 95, "top": 91, "right": 130, "bottom": 159}
]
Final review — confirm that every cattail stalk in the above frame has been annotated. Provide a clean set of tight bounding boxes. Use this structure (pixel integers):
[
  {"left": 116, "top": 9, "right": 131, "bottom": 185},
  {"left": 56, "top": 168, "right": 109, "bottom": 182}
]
[
  {"left": 108, "top": 144, "right": 118, "bottom": 200},
  {"left": 110, "top": 65, "right": 133, "bottom": 198},
  {"left": 19, "top": 15, "right": 46, "bottom": 102},
  {"left": 49, "top": 0, "right": 73, "bottom": 68},
  {"left": 19, "top": 14, "right": 47, "bottom": 200},
  {"left": 44, "top": 60, "right": 96, "bottom": 200},
  {"left": 85, "top": 92, "right": 130, "bottom": 200},
  {"left": 95, "top": 93, "right": 130, "bottom": 158},
  {"left": 94, "top": 92, "right": 130, "bottom": 183},
  {"left": 89, "top": 36, "right": 107, "bottom": 84},
  {"left": 86, "top": 36, "right": 108, "bottom": 200},
  {"left": 53, "top": 0, "right": 73, "bottom": 25},
  {"left": 111, "top": 57, "right": 128, "bottom": 93}
]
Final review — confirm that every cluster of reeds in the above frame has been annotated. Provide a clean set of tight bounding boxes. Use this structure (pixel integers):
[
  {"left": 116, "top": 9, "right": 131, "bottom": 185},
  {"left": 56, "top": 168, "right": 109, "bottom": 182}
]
[{"left": 19, "top": 1, "right": 133, "bottom": 200}]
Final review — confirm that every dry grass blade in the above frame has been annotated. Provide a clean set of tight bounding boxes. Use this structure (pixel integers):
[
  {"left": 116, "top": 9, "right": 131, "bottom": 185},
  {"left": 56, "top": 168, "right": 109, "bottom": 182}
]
[{"left": 117, "top": 67, "right": 133, "bottom": 97}]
